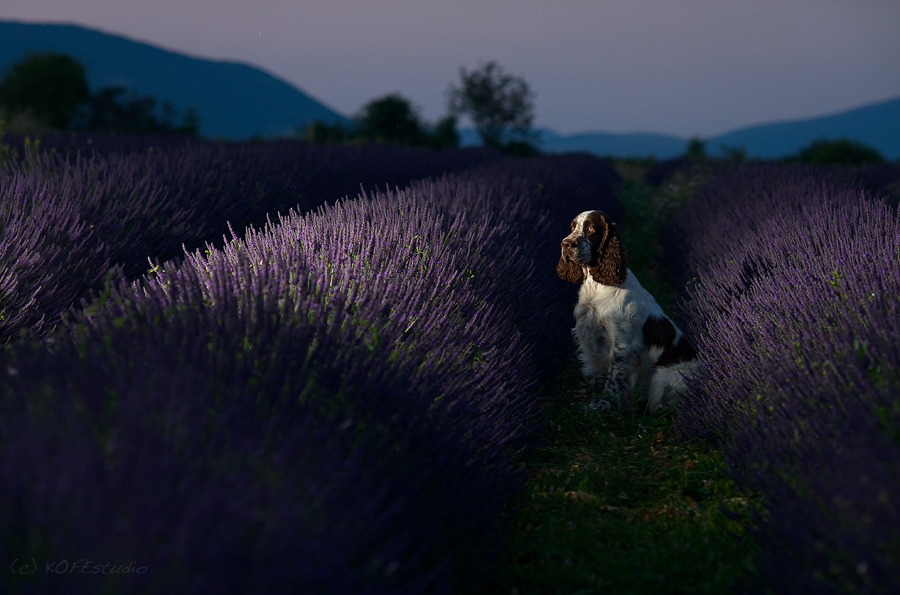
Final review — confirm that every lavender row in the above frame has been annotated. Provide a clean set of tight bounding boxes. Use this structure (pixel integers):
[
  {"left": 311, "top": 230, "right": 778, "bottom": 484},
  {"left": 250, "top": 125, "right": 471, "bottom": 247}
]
[
  {"left": 0, "top": 138, "right": 500, "bottom": 341},
  {"left": 666, "top": 164, "right": 900, "bottom": 594},
  {"left": 1, "top": 154, "right": 621, "bottom": 593}
]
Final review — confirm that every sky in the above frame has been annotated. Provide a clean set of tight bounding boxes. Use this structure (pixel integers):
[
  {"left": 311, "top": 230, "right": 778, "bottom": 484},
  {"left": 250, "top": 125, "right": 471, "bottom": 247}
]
[{"left": 2, "top": 0, "right": 899, "bottom": 138}]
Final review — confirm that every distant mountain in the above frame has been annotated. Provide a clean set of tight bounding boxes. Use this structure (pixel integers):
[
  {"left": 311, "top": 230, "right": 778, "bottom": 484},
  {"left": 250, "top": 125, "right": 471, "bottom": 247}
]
[
  {"left": 540, "top": 130, "right": 689, "bottom": 160},
  {"left": 707, "top": 97, "right": 900, "bottom": 160},
  {"left": 498, "top": 97, "right": 900, "bottom": 161},
  {"left": 458, "top": 127, "right": 690, "bottom": 159},
  {"left": 4, "top": 21, "right": 898, "bottom": 157},
  {"left": 0, "top": 21, "right": 348, "bottom": 138}
]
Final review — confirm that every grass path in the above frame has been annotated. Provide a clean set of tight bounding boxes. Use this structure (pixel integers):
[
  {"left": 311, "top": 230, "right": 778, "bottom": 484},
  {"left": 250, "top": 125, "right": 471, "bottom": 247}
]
[{"left": 471, "top": 161, "right": 769, "bottom": 594}]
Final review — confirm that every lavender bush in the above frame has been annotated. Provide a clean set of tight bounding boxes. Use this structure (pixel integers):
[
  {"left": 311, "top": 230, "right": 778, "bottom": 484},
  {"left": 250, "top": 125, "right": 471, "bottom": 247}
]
[
  {"left": 2, "top": 152, "right": 621, "bottom": 593},
  {"left": 850, "top": 161, "right": 900, "bottom": 207},
  {"left": 0, "top": 138, "right": 499, "bottom": 341},
  {"left": 0, "top": 153, "right": 112, "bottom": 339},
  {"left": 667, "top": 164, "right": 900, "bottom": 594}
]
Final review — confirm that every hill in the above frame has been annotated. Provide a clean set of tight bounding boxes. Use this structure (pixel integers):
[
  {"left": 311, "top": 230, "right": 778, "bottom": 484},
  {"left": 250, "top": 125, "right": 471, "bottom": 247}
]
[
  {"left": 707, "top": 96, "right": 900, "bottom": 160},
  {"left": 540, "top": 130, "right": 689, "bottom": 160},
  {"left": 457, "top": 127, "right": 690, "bottom": 159},
  {"left": 526, "top": 97, "right": 900, "bottom": 160},
  {"left": 0, "top": 20, "right": 348, "bottom": 139},
  {"left": 3, "top": 20, "right": 898, "bottom": 157}
]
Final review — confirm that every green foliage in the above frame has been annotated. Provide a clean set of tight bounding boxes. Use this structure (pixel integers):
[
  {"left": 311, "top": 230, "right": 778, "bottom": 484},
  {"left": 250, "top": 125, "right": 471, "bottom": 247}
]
[
  {"left": 354, "top": 93, "right": 428, "bottom": 146},
  {"left": 429, "top": 114, "right": 460, "bottom": 150},
  {"left": 305, "top": 93, "right": 459, "bottom": 150},
  {"left": 615, "top": 160, "right": 711, "bottom": 306},
  {"left": 0, "top": 52, "right": 199, "bottom": 136},
  {"left": 81, "top": 86, "right": 199, "bottom": 135},
  {"left": 683, "top": 136, "right": 709, "bottom": 161},
  {"left": 501, "top": 140, "right": 542, "bottom": 157},
  {"left": 303, "top": 119, "right": 352, "bottom": 144},
  {"left": 720, "top": 144, "right": 748, "bottom": 163},
  {"left": 472, "top": 363, "right": 766, "bottom": 595},
  {"left": 0, "top": 118, "right": 9, "bottom": 164},
  {"left": 180, "top": 106, "right": 201, "bottom": 136},
  {"left": 447, "top": 60, "right": 537, "bottom": 151},
  {"left": 0, "top": 117, "right": 44, "bottom": 164},
  {"left": 682, "top": 138, "right": 751, "bottom": 164},
  {"left": 0, "top": 51, "right": 90, "bottom": 130},
  {"left": 789, "top": 138, "right": 885, "bottom": 166}
]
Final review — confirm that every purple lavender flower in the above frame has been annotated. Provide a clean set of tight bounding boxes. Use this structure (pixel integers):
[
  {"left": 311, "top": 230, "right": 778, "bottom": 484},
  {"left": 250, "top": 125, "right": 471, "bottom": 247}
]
[
  {"left": 1, "top": 148, "right": 621, "bottom": 593},
  {"left": 667, "top": 163, "right": 900, "bottom": 594}
]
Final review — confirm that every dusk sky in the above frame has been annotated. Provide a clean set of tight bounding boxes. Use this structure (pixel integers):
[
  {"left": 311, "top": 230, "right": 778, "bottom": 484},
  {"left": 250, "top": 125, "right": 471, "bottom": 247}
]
[{"left": 2, "top": 0, "right": 899, "bottom": 138}]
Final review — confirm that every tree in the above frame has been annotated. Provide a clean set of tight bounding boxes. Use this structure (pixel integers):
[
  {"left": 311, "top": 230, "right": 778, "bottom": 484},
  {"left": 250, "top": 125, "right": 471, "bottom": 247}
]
[
  {"left": 0, "top": 53, "right": 198, "bottom": 136},
  {"left": 0, "top": 52, "right": 90, "bottom": 130},
  {"left": 82, "top": 86, "right": 128, "bottom": 132},
  {"left": 791, "top": 138, "right": 885, "bottom": 166},
  {"left": 354, "top": 93, "right": 428, "bottom": 146},
  {"left": 178, "top": 107, "right": 201, "bottom": 136},
  {"left": 683, "top": 137, "right": 708, "bottom": 161},
  {"left": 427, "top": 115, "right": 460, "bottom": 150},
  {"left": 79, "top": 86, "right": 199, "bottom": 135},
  {"left": 303, "top": 119, "right": 352, "bottom": 144},
  {"left": 308, "top": 93, "right": 459, "bottom": 149},
  {"left": 447, "top": 61, "right": 536, "bottom": 149}
]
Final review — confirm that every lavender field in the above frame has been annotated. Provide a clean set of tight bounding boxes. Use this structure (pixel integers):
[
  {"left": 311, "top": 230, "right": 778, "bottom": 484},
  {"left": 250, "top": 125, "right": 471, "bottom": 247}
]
[
  {"left": 1, "top": 137, "right": 620, "bottom": 593},
  {"left": 2, "top": 134, "right": 899, "bottom": 594},
  {"left": 665, "top": 162, "right": 900, "bottom": 594}
]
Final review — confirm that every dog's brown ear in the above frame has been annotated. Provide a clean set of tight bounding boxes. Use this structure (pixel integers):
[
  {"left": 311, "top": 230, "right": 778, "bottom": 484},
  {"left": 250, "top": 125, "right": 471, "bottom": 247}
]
[
  {"left": 556, "top": 256, "right": 585, "bottom": 283},
  {"left": 588, "top": 220, "right": 627, "bottom": 285}
]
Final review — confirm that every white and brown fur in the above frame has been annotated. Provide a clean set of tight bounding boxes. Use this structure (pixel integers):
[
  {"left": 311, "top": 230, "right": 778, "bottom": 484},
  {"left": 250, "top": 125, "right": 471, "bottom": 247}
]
[{"left": 556, "top": 210, "right": 698, "bottom": 413}]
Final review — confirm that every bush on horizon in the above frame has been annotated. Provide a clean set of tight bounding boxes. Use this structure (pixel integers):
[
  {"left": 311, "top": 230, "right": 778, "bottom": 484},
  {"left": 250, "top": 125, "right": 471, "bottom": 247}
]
[{"left": 788, "top": 137, "right": 885, "bottom": 166}]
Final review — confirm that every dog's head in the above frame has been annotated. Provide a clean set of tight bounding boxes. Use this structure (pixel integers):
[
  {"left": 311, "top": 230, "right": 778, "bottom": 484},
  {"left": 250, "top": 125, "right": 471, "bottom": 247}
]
[{"left": 556, "top": 210, "right": 627, "bottom": 285}]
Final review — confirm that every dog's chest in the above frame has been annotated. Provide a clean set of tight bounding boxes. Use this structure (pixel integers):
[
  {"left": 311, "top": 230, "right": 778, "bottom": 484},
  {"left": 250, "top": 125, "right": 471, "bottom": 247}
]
[
  {"left": 572, "top": 276, "right": 649, "bottom": 349},
  {"left": 576, "top": 281, "right": 638, "bottom": 320}
]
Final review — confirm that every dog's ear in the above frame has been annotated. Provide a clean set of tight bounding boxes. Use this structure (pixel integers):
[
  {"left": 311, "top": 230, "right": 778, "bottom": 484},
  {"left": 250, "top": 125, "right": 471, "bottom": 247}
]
[
  {"left": 557, "top": 256, "right": 585, "bottom": 283},
  {"left": 588, "top": 219, "right": 627, "bottom": 285}
]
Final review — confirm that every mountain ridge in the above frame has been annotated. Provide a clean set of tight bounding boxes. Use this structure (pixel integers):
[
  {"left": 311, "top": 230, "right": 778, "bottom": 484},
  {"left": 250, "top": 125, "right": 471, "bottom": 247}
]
[
  {"left": 707, "top": 96, "right": 900, "bottom": 160},
  {"left": 2, "top": 20, "right": 898, "bottom": 158},
  {"left": 535, "top": 94, "right": 900, "bottom": 160},
  {"left": 0, "top": 20, "right": 348, "bottom": 138}
]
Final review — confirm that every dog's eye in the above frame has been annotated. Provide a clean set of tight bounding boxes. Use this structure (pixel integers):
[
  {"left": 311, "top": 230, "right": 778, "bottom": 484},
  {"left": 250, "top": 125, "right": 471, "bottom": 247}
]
[
  {"left": 570, "top": 223, "right": 576, "bottom": 231},
  {"left": 587, "top": 226, "right": 595, "bottom": 233}
]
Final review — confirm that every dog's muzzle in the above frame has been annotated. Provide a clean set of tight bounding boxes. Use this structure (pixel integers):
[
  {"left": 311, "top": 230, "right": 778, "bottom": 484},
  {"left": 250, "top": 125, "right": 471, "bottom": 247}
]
[{"left": 561, "top": 237, "right": 588, "bottom": 264}]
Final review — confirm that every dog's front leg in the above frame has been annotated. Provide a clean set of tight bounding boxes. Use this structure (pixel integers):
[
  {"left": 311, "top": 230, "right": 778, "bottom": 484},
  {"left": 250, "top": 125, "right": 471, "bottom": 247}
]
[
  {"left": 586, "top": 376, "right": 611, "bottom": 411},
  {"left": 599, "top": 343, "right": 638, "bottom": 410}
]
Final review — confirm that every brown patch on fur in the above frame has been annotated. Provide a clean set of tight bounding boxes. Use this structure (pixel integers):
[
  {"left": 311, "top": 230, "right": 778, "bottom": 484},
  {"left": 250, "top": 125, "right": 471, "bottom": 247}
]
[
  {"left": 556, "top": 257, "right": 585, "bottom": 283},
  {"left": 585, "top": 212, "right": 628, "bottom": 285}
]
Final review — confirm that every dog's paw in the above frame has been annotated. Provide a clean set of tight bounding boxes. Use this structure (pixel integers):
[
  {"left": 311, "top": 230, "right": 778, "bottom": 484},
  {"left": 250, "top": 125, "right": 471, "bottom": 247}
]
[{"left": 584, "top": 398, "right": 612, "bottom": 411}]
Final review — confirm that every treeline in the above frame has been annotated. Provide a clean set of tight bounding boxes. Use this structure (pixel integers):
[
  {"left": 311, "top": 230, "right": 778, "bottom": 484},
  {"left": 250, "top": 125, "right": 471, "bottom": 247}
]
[
  {"left": 304, "top": 60, "right": 541, "bottom": 156},
  {"left": 303, "top": 93, "right": 460, "bottom": 150},
  {"left": 0, "top": 53, "right": 542, "bottom": 156},
  {"left": 675, "top": 135, "right": 888, "bottom": 166},
  {"left": 0, "top": 51, "right": 199, "bottom": 136}
]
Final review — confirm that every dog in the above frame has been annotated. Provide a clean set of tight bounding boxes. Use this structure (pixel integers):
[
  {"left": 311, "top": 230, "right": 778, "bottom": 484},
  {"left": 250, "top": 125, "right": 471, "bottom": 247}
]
[{"left": 556, "top": 210, "right": 698, "bottom": 413}]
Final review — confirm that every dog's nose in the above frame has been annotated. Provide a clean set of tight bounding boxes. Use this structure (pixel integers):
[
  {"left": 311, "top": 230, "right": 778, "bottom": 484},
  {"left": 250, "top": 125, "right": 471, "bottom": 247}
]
[{"left": 561, "top": 239, "right": 573, "bottom": 249}]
